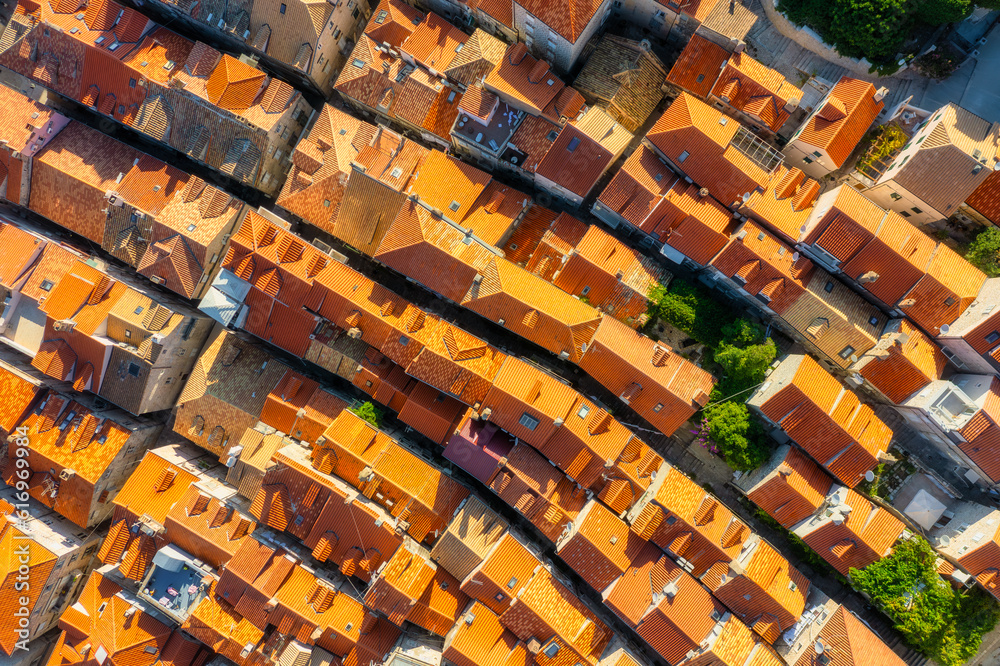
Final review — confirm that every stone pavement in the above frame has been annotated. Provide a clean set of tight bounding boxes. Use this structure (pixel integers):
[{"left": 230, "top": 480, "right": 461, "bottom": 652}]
[{"left": 919, "top": 22, "right": 1000, "bottom": 122}]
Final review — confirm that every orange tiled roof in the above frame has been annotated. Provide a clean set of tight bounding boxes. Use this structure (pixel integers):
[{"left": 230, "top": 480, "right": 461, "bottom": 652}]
[
  {"left": 604, "top": 543, "right": 724, "bottom": 664},
  {"left": 579, "top": 316, "right": 715, "bottom": 436},
  {"left": 966, "top": 168, "right": 1000, "bottom": 224},
  {"left": 515, "top": 0, "right": 605, "bottom": 43},
  {"left": 854, "top": 319, "right": 947, "bottom": 403},
  {"left": 741, "top": 166, "right": 819, "bottom": 243},
  {"left": 794, "top": 77, "right": 884, "bottom": 168},
  {"left": 702, "top": 537, "right": 809, "bottom": 643},
  {"left": 745, "top": 446, "right": 833, "bottom": 528},
  {"left": 8, "top": 393, "right": 135, "bottom": 527},
  {"left": 499, "top": 567, "right": 611, "bottom": 665},
  {"left": 365, "top": 0, "right": 424, "bottom": 47},
  {"left": 535, "top": 124, "right": 614, "bottom": 199},
  {"left": 484, "top": 43, "right": 569, "bottom": 117},
  {"left": 556, "top": 500, "right": 646, "bottom": 592},
  {"left": 756, "top": 354, "right": 890, "bottom": 487},
  {"left": 631, "top": 466, "right": 751, "bottom": 575},
  {"left": 0, "top": 520, "right": 57, "bottom": 654},
  {"left": 898, "top": 242, "right": 986, "bottom": 335},
  {"left": 401, "top": 11, "right": 469, "bottom": 71},
  {"left": 797, "top": 486, "right": 904, "bottom": 576},
  {"left": 462, "top": 257, "right": 601, "bottom": 363},
  {"left": 487, "top": 441, "right": 587, "bottom": 542},
  {"left": 55, "top": 571, "right": 175, "bottom": 666},
  {"left": 460, "top": 532, "right": 541, "bottom": 615},
  {"left": 111, "top": 448, "right": 200, "bottom": 527},
  {"left": 444, "top": 602, "right": 529, "bottom": 666},
  {"left": 646, "top": 92, "right": 772, "bottom": 207},
  {"left": 792, "top": 605, "right": 906, "bottom": 666},
  {"left": 710, "top": 51, "right": 803, "bottom": 133},
  {"left": 958, "top": 378, "right": 1000, "bottom": 482},
  {"left": 666, "top": 34, "right": 730, "bottom": 98},
  {"left": 710, "top": 221, "right": 815, "bottom": 315}
]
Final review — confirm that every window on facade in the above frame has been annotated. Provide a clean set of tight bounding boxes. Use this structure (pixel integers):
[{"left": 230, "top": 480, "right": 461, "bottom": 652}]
[
  {"left": 803, "top": 157, "right": 813, "bottom": 164},
  {"left": 838, "top": 345, "right": 855, "bottom": 359},
  {"left": 678, "top": 150, "right": 689, "bottom": 162},
  {"left": 333, "top": 28, "right": 341, "bottom": 39},
  {"left": 911, "top": 207, "right": 922, "bottom": 214},
  {"left": 890, "top": 193, "right": 902, "bottom": 200},
  {"left": 519, "top": 413, "right": 540, "bottom": 430},
  {"left": 352, "top": 7, "right": 359, "bottom": 18},
  {"left": 899, "top": 210, "right": 911, "bottom": 217}
]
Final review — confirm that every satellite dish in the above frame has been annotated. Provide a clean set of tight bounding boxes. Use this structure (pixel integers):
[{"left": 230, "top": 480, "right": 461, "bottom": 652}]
[
  {"left": 815, "top": 641, "right": 825, "bottom": 654},
  {"left": 792, "top": 252, "right": 800, "bottom": 261},
  {"left": 865, "top": 470, "right": 875, "bottom": 483},
  {"left": 940, "top": 324, "right": 950, "bottom": 334}
]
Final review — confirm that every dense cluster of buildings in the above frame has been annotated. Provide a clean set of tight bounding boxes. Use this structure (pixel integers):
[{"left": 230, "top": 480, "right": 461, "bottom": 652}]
[{"left": 0, "top": 0, "right": 997, "bottom": 665}]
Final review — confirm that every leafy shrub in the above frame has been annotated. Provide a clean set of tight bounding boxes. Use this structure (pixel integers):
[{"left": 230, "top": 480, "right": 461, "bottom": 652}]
[
  {"left": 647, "top": 280, "right": 732, "bottom": 347},
  {"left": 852, "top": 537, "right": 1000, "bottom": 666},
  {"left": 703, "top": 401, "right": 771, "bottom": 471},
  {"left": 720, "top": 318, "right": 765, "bottom": 347},
  {"left": 351, "top": 401, "right": 383, "bottom": 428},
  {"left": 966, "top": 227, "right": 1000, "bottom": 277},
  {"left": 915, "top": 0, "right": 970, "bottom": 24},
  {"left": 778, "top": 0, "right": 915, "bottom": 63}
]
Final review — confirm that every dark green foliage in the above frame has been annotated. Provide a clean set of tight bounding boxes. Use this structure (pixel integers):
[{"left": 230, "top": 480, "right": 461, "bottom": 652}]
[
  {"left": 851, "top": 538, "right": 1000, "bottom": 666},
  {"left": 720, "top": 318, "right": 765, "bottom": 347},
  {"left": 350, "top": 401, "right": 383, "bottom": 427},
  {"left": 703, "top": 402, "right": 771, "bottom": 471},
  {"left": 648, "top": 279, "right": 777, "bottom": 471},
  {"left": 778, "top": 0, "right": 915, "bottom": 62},
  {"left": 915, "top": 0, "right": 970, "bottom": 24},
  {"left": 965, "top": 227, "right": 1000, "bottom": 277},
  {"left": 646, "top": 280, "right": 731, "bottom": 347}
]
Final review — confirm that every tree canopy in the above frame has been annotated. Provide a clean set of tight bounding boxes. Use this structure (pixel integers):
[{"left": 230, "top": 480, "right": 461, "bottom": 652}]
[{"left": 966, "top": 226, "right": 1000, "bottom": 277}]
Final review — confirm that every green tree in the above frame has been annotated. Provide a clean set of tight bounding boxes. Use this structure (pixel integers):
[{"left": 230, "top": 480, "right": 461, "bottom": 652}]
[
  {"left": 915, "top": 0, "right": 971, "bottom": 23},
  {"left": 720, "top": 318, "right": 765, "bottom": 347},
  {"left": 778, "top": 0, "right": 915, "bottom": 63},
  {"left": 851, "top": 537, "right": 1000, "bottom": 666},
  {"left": 713, "top": 340, "right": 777, "bottom": 395},
  {"left": 966, "top": 227, "right": 1000, "bottom": 277},
  {"left": 703, "top": 402, "right": 770, "bottom": 471},
  {"left": 351, "top": 401, "right": 383, "bottom": 428}
]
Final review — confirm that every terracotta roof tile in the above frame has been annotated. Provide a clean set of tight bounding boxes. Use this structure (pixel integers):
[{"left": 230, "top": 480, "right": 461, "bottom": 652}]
[
  {"left": 646, "top": 93, "right": 773, "bottom": 207},
  {"left": 793, "top": 77, "right": 884, "bottom": 168},
  {"left": 604, "top": 543, "right": 723, "bottom": 663},
  {"left": 853, "top": 319, "right": 947, "bottom": 403},
  {"left": 556, "top": 499, "right": 645, "bottom": 591},
  {"left": 579, "top": 316, "right": 715, "bottom": 436},
  {"left": 499, "top": 567, "right": 611, "bottom": 664}
]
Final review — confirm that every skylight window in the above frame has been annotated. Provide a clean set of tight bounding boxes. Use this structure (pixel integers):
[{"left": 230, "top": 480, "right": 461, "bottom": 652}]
[
  {"left": 163, "top": 60, "right": 175, "bottom": 70},
  {"left": 188, "top": 224, "right": 197, "bottom": 231},
  {"left": 375, "top": 9, "right": 387, "bottom": 23},
  {"left": 352, "top": 59, "right": 365, "bottom": 68},
  {"left": 95, "top": 35, "right": 106, "bottom": 44},
  {"left": 390, "top": 167, "right": 403, "bottom": 179},
  {"left": 448, "top": 200, "right": 460, "bottom": 212}
]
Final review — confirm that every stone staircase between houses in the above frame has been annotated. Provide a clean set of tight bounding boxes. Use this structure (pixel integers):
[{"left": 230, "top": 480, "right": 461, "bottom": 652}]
[
  {"left": 789, "top": 49, "right": 850, "bottom": 86},
  {"left": 746, "top": 18, "right": 796, "bottom": 67}
]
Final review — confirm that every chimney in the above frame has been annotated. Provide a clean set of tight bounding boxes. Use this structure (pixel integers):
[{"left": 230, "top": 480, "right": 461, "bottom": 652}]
[
  {"left": 858, "top": 271, "right": 879, "bottom": 284},
  {"left": 898, "top": 298, "right": 916, "bottom": 309},
  {"left": 875, "top": 87, "right": 889, "bottom": 103}
]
